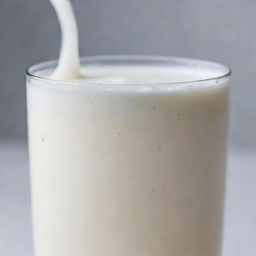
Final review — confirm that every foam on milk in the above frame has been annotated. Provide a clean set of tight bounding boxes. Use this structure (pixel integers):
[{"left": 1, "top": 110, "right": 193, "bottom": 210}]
[
  {"left": 36, "top": 64, "right": 226, "bottom": 85},
  {"left": 28, "top": 62, "right": 229, "bottom": 114}
]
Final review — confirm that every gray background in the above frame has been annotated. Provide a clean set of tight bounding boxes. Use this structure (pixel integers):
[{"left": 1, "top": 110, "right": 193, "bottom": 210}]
[{"left": 0, "top": 0, "right": 255, "bottom": 256}]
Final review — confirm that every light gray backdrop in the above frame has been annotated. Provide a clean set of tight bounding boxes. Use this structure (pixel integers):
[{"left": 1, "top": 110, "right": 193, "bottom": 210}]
[
  {"left": 0, "top": 0, "right": 256, "bottom": 150},
  {"left": 1, "top": 1, "right": 256, "bottom": 256}
]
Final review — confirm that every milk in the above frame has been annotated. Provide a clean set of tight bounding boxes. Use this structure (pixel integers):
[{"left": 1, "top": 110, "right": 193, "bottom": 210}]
[
  {"left": 27, "top": 61, "right": 229, "bottom": 256},
  {"left": 49, "top": 0, "right": 81, "bottom": 80},
  {"left": 27, "top": 1, "right": 230, "bottom": 256}
]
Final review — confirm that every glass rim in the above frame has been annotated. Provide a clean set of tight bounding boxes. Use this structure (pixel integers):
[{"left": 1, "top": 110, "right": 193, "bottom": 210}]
[{"left": 26, "top": 55, "right": 231, "bottom": 88}]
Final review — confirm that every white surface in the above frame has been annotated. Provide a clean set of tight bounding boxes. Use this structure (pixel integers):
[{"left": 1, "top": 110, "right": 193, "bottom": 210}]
[{"left": 0, "top": 140, "right": 255, "bottom": 256}]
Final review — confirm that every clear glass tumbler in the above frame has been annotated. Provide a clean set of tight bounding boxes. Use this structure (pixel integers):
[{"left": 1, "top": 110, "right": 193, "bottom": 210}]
[{"left": 26, "top": 56, "right": 231, "bottom": 256}]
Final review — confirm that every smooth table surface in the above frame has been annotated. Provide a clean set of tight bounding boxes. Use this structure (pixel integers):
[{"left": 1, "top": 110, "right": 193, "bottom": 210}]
[{"left": 0, "top": 140, "right": 255, "bottom": 256}]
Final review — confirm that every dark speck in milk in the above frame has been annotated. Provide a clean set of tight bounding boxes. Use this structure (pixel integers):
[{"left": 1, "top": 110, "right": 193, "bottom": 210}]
[{"left": 41, "top": 135, "right": 46, "bottom": 142}]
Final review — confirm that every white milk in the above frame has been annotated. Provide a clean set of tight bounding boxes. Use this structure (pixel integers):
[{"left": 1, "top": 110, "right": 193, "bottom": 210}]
[
  {"left": 49, "top": 0, "right": 81, "bottom": 80},
  {"left": 27, "top": 60, "right": 229, "bottom": 256},
  {"left": 27, "top": 1, "right": 230, "bottom": 256}
]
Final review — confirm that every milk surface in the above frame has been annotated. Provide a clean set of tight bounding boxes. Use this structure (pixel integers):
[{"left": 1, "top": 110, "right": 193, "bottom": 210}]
[
  {"left": 39, "top": 64, "right": 223, "bottom": 84},
  {"left": 27, "top": 63, "right": 229, "bottom": 256}
]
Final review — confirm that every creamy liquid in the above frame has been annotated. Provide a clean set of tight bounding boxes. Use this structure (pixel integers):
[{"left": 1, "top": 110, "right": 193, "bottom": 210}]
[
  {"left": 28, "top": 64, "right": 228, "bottom": 256},
  {"left": 49, "top": 0, "right": 81, "bottom": 80},
  {"left": 27, "top": 1, "right": 229, "bottom": 256}
]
